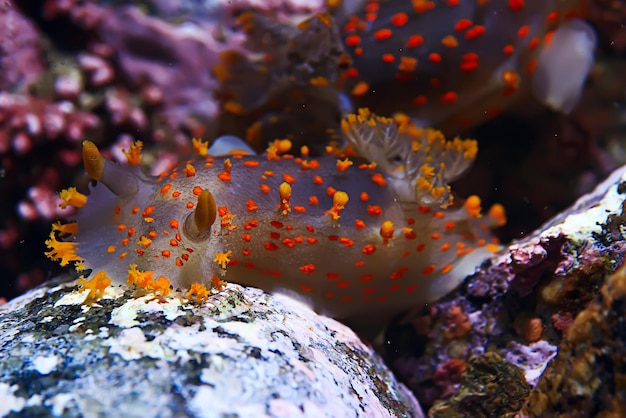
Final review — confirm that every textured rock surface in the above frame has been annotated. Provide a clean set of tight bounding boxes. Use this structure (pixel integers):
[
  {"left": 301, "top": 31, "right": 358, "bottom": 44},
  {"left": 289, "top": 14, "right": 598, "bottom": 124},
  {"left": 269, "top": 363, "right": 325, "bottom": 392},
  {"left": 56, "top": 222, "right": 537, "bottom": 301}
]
[
  {"left": 0, "top": 281, "right": 422, "bottom": 417},
  {"left": 520, "top": 262, "right": 626, "bottom": 416},
  {"left": 388, "top": 163, "right": 626, "bottom": 412}
]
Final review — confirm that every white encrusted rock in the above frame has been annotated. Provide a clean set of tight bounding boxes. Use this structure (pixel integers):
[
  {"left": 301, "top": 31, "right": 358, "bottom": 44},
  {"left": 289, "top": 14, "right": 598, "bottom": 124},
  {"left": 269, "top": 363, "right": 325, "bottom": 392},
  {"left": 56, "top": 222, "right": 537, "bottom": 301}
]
[{"left": 0, "top": 281, "right": 422, "bottom": 418}]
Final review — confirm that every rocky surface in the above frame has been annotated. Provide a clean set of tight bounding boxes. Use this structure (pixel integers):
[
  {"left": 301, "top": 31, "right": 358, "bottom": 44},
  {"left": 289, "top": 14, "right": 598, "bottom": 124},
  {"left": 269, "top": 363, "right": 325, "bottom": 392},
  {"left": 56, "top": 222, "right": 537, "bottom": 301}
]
[
  {"left": 0, "top": 280, "right": 422, "bottom": 417},
  {"left": 388, "top": 163, "right": 626, "bottom": 413}
]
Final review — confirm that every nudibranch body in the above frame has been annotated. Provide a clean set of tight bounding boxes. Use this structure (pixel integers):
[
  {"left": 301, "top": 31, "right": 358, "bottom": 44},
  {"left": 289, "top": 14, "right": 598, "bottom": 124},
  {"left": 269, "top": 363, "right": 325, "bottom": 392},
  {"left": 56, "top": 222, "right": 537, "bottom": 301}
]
[
  {"left": 46, "top": 110, "right": 504, "bottom": 323},
  {"left": 337, "top": 0, "right": 596, "bottom": 130}
]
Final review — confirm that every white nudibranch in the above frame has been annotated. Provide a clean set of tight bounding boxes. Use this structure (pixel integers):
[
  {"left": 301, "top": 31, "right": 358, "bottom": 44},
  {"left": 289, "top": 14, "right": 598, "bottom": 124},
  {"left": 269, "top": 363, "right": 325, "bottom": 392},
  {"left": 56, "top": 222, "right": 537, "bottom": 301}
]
[{"left": 46, "top": 109, "right": 505, "bottom": 323}]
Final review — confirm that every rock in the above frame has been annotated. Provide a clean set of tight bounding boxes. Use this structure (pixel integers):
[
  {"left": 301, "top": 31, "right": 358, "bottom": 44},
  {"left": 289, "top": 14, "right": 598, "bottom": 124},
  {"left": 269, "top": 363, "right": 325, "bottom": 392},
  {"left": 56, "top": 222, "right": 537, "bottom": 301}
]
[
  {"left": 387, "top": 163, "right": 626, "bottom": 412},
  {"left": 520, "top": 262, "right": 626, "bottom": 416},
  {"left": 0, "top": 280, "right": 422, "bottom": 417}
]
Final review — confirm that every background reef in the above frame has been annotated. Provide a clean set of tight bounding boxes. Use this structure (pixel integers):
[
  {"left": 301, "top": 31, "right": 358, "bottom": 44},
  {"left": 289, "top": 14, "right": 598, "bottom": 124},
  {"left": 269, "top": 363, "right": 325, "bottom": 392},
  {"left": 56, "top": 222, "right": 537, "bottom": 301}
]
[{"left": 1, "top": 0, "right": 626, "bottom": 415}]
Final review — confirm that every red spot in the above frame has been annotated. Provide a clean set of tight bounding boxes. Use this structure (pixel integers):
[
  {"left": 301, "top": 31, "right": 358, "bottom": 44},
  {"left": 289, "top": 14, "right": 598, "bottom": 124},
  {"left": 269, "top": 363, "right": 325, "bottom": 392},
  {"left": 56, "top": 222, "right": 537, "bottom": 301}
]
[
  {"left": 526, "top": 59, "right": 538, "bottom": 74},
  {"left": 374, "top": 28, "right": 393, "bottom": 41},
  {"left": 115, "top": 205, "right": 121, "bottom": 214},
  {"left": 390, "top": 267, "right": 409, "bottom": 280},
  {"left": 345, "top": 34, "right": 361, "bottom": 47},
  {"left": 142, "top": 205, "right": 155, "bottom": 217},
  {"left": 242, "top": 249, "right": 251, "bottom": 256},
  {"left": 460, "top": 61, "right": 478, "bottom": 72},
  {"left": 132, "top": 207, "right": 140, "bottom": 215},
  {"left": 528, "top": 37, "right": 540, "bottom": 49},
  {"left": 339, "top": 237, "right": 354, "bottom": 247},
  {"left": 503, "top": 44, "right": 515, "bottom": 55},
  {"left": 362, "top": 287, "right": 376, "bottom": 294},
  {"left": 360, "top": 192, "right": 369, "bottom": 202},
  {"left": 243, "top": 160, "right": 260, "bottom": 167},
  {"left": 416, "top": 243, "right": 426, "bottom": 252},
  {"left": 326, "top": 272, "right": 340, "bottom": 280},
  {"left": 362, "top": 244, "right": 376, "bottom": 255},
  {"left": 161, "top": 250, "right": 171, "bottom": 257},
  {"left": 454, "top": 19, "right": 472, "bottom": 32},
  {"left": 309, "top": 196, "right": 319, "bottom": 205},
  {"left": 440, "top": 92, "right": 458, "bottom": 103},
  {"left": 413, "top": 95, "right": 427, "bottom": 106},
  {"left": 405, "top": 284, "right": 418, "bottom": 293},
  {"left": 326, "top": 186, "right": 337, "bottom": 196},
  {"left": 337, "top": 280, "right": 350, "bottom": 289},
  {"left": 376, "top": 295, "right": 389, "bottom": 302},
  {"left": 246, "top": 200, "right": 259, "bottom": 211},
  {"left": 181, "top": 254, "right": 189, "bottom": 261},
  {"left": 217, "top": 172, "right": 231, "bottom": 182},
  {"left": 175, "top": 257, "right": 183, "bottom": 266},
  {"left": 307, "top": 237, "right": 318, "bottom": 244},
  {"left": 300, "top": 284, "right": 313, "bottom": 292},
  {"left": 428, "top": 53, "right": 442, "bottom": 63},
  {"left": 271, "top": 220, "right": 284, "bottom": 228},
  {"left": 546, "top": 11, "right": 559, "bottom": 22},
  {"left": 313, "top": 175, "right": 324, "bottom": 185},
  {"left": 517, "top": 25, "right": 530, "bottom": 38},
  {"left": 264, "top": 242, "right": 278, "bottom": 251},
  {"left": 270, "top": 232, "right": 280, "bottom": 239},
  {"left": 355, "top": 261, "right": 365, "bottom": 267},
  {"left": 465, "top": 25, "right": 485, "bottom": 40},
  {"left": 306, "top": 225, "right": 315, "bottom": 233},
  {"left": 260, "top": 184, "right": 270, "bottom": 194},
  {"left": 404, "top": 231, "right": 417, "bottom": 240},
  {"left": 245, "top": 261, "right": 255, "bottom": 269},
  {"left": 299, "top": 263, "right": 316, "bottom": 274},
  {"left": 282, "top": 238, "right": 296, "bottom": 247},
  {"left": 340, "top": 296, "right": 352, "bottom": 303},
  {"left": 346, "top": 67, "right": 359, "bottom": 78},
  {"left": 382, "top": 53, "right": 396, "bottom": 63},
  {"left": 371, "top": 173, "right": 387, "bottom": 186},
  {"left": 407, "top": 218, "right": 415, "bottom": 225},
  {"left": 293, "top": 206, "right": 306, "bottom": 213},
  {"left": 388, "top": 284, "right": 400, "bottom": 292},
  {"left": 445, "top": 221, "right": 456, "bottom": 229},
  {"left": 192, "top": 186, "right": 203, "bottom": 195},
  {"left": 328, "top": 235, "right": 338, "bottom": 241},
  {"left": 391, "top": 12, "right": 409, "bottom": 27},
  {"left": 367, "top": 205, "right": 382, "bottom": 216},
  {"left": 355, "top": 219, "right": 367, "bottom": 229},
  {"left": 325, "top": 292, "right": 335, "bottom": 298},
  {"left": 422, "top": 264, "right": 436, "bottom": 275},
  {"left": 508, "top": 0, "right": 525, "bottom": 11},
  {"left": 283, "top": 173, "right": 296, "bottom": 184},
  {"left": 360, "top": 274, "right": 374, "bottom": 282},
  {"left": 407, "top": 34, "right": 424, "bottom": 48},
  {"left": 364, "top": 3, "right": 379, "bottom": 12}
]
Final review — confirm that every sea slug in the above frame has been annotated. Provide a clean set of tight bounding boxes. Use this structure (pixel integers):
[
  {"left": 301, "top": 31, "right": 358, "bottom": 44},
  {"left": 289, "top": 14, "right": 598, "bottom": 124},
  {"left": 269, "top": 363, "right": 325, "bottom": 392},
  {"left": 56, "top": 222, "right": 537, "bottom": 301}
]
[
  {"left": 46, "top": 109, "right": 504, "bottom": 323},
  {"left": 336, "top": 0, "right": 596, "bottom": 129}
]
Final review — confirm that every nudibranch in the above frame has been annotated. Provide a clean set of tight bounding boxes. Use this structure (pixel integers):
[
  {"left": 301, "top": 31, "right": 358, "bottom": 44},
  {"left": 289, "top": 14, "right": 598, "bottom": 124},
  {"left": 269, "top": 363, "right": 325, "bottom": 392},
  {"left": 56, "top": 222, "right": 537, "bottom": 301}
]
[
  {"left": 336, "top": 0, "right": 597, "bottom": 130},
  {"left": 46, "top": 110, "right": 504, "bottom": 323}
]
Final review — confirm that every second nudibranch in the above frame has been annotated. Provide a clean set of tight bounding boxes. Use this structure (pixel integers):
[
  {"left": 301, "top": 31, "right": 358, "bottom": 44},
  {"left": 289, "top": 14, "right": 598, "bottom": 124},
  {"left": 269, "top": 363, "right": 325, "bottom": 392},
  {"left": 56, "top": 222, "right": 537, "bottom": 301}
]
[
  {"left": 336, "top": 0, "right": 597, "bottom": 130},
  {"left": 46, "top": 110, "right": 504, "bottom": 323}
]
